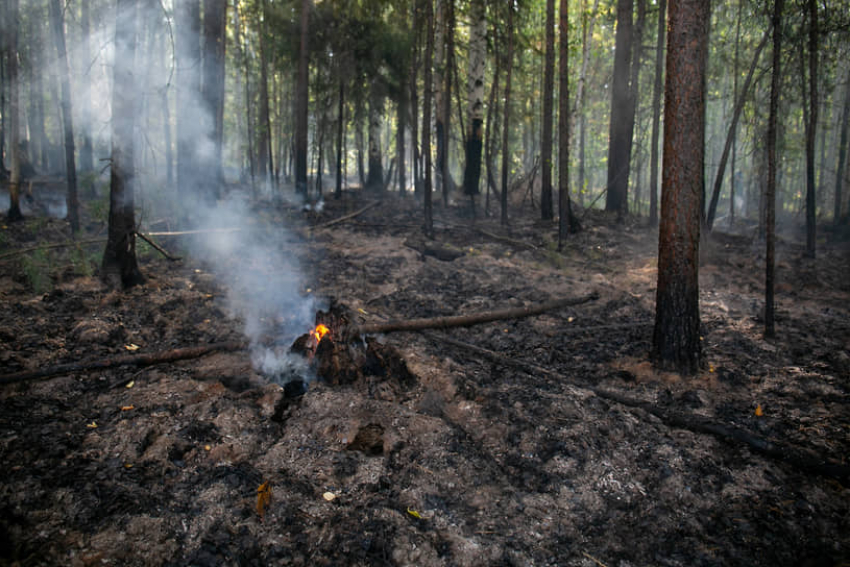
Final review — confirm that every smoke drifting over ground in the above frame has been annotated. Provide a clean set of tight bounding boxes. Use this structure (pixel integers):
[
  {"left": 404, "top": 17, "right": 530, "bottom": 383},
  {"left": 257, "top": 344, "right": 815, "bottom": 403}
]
[{"left": 189, "top": 194, "right": 321, "bottom": 380}]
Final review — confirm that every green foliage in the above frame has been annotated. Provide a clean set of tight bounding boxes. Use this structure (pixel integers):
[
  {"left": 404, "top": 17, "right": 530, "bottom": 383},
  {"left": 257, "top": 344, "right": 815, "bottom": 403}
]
[{"left": 21, "top": 249, "right": 52, "bottom": 294}]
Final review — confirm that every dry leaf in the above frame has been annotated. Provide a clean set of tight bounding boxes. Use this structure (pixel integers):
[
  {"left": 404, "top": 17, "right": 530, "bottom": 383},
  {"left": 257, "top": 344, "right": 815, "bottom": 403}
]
[
  {"left": 120, "top": 405, "right": 134, "bottom": 411},
  {"left": 257, "top": 481, "right": 272, "bottom": 519},
  {"left": 323, "top": 491, "right": 337, "bottom": 502},
  {"left": 124, "top": 344, "right": 140, "bottom": 351},
  {"left": 125, "top": 381, "right": 135, "bottom": 389},
  {"left": 406, "top": 507, "right": 423, "bottom": 519},
  {"left": 755, "top": 404, "right": 764, "bottom": 417},
  {"left": 86, "top": 421, "right": 98, "bottom": 429}
]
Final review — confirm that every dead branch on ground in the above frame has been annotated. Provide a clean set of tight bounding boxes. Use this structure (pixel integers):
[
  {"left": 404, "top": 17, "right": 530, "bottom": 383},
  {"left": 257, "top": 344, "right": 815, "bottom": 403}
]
[
  {"left": 313, "top": 200, "right": 380, "bottom": 229},
  {"left": 352, "top": 292, "right": 599, "bottom": 337},
  {"left": 0, "top": 341, "right": 246, "bottom": 386},
  {"left": 134, "top": 231, "right": 181, "bottom": 261}
]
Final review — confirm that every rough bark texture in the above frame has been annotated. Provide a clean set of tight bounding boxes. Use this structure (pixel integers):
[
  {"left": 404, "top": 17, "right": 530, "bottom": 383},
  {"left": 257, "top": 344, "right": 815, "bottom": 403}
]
[
  {"left": 176, "top": 0, "right": 202, "bottom": 206},
  {"left": 648, "top": 0, "right": 666, "bottom": 226},
  {"left": 765, "top": 0, "right": 783, "bottom": 338},
  {"left": 201, "top": 0, "right": 227, "bottom": 200},
  {"left": 102, "top": 0, "right": 144, "bottom": 288},
  {"left": 541, "top": 0, "right": 556, "bottom": 220},
  {"left": 49, "top": 0, "right": 79, "bottom": 232},
  {"left": 6, "top": 0, "right": 23, "bottom": 222},
  {"left": 500, "top": 3, "right": 514, "bottom": 227},
  {"left": 462, "top": 0, "right": 485, "bottom": 197},
  {"left": 295, "top": 0, "right": 310, "bottom": 195},
  {"left": 651, "top": 0, "right": 708, "bottom": 375},
  {"left": 604, "top": 0, "right": 633, "bottom": 217},
  {"left": 366, "top": 85, "right": 384, "bottom": 193}
]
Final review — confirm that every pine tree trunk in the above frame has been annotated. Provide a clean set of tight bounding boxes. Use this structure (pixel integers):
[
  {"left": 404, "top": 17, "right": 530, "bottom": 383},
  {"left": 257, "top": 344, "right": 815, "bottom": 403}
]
[
  {"left": 423, "top": 0, "right": 435, "bottom": 237},
  {"left": 295, "top": 0, "right": 310, "bottom": 195},
  {"left": 804, "top": 0, "right": 818, "bottom": 258},
  {"left": 834, "top": 67, "right": 850, "bottom": 224},
  {"left": 202, "top": 0, "right": 226, "bottom": 200},
  {"left": 177, "top": 0, "right": 201, "bottom": 209},
  {"left": 652, "top": 0, "right": 708, "bottom": 374},
  {"left": 648, "top": 0, "right": 666, "bottom": 226},
  {"left": 78, "top": 0, "right": 94, "bottom": 178},
  {"left": 765, "top": 0, "right": 783, "bottom": 338},
  {"left": 541, "top": 0, "right": 556, "bottom": 220},
  {"left": 558, "top": 0, "right": 577, "bottom": 247},
  {"left": 102, "top": 0, "right": 144, "bottom": 288},
  {"left": 48, "top": 0, "right": 79, "bottom": 232},
  {"left": 462, "top": 0, "right": 485, "bottom": 199},
  {"left": 366, "top": 85, "right": 384, "bottom": 192},
  {"left": 500, "top": 2, "right": 514, "bottom": 227},
  {"left": 605, "top": 0, "right": 633, "bottom": 217},
  {"left": 6, "top": 0, "right": 23, "bottom": 222}
]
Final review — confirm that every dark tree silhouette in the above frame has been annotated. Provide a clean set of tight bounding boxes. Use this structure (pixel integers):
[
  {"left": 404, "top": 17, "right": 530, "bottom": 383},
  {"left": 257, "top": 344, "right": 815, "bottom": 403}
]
[
  {"left": 605, "top": 0, "right": 633, "bottom": 218},
  {"left": 765, "top": 0, "right": 784, "bottom": 338}
]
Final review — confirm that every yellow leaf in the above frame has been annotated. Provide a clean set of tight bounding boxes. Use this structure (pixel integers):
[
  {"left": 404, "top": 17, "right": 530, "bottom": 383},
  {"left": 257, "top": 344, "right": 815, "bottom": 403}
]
[
  {"left": 86, "top": 421, "right": 98, "bottom": 429},
  {"left": 204, "top": 444, "right": 211, "bottom": 451},
  {"left": 121, "top": 405, "right": 134, "bottom": 411},
  {"left": 406, "top": 507, "right": 423, "bottom": 519},
  {"left": 755, "top": 404, "right": 764, "bottom": 417},
  {"left": 124, "top": 344, "right": 140, "bottom": 351},
  {"left": 124, "top": 463, "right": 133, "bottom": 469},
  {"left": 125, "top": 381, "right": 135, "bottom": 389},
  {"left": 257, "top": 481, "right": 273, "bottom": 519},
  {"left": 709, "top": 364, "right": 715, "bottom": 373}
]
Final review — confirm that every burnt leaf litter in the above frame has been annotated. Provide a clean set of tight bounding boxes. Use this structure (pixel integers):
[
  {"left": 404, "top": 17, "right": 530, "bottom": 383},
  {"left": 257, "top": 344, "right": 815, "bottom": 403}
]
[{"left": 1, "top": 192, "right": 849, "bottom": 566}]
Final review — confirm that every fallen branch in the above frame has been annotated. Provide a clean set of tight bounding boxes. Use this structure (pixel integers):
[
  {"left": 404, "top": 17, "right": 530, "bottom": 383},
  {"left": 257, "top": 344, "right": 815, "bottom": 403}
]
[
  {"left": 426, "top": 332, "right": 850, "bottom": 484},
  {"left": 134, "top": 231, "right": 181, "bottom": 261},
  {"left": 0, "top": 341, "right": 246, "bottom": 386},
  {"left": 313, "top": 200, "right": 379, "bottom": 229},
  {"left": 353, "top": 292, "right": 599, "bottom": 337},
  {"left": 0, "top": 238, "right": 107, "bottom": 262}
]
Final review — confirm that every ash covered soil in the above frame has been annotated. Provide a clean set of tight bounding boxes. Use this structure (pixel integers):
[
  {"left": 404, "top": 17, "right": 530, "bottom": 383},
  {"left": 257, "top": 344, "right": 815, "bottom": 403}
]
[{"left": 1, "top": 192, "right": 849, "bottom": 566}]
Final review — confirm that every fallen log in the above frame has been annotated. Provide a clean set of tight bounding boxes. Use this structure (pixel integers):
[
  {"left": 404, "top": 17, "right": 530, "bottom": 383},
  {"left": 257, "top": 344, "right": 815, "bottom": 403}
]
[
  {"left": 352, "top": 292, "right": 599, "bottom": 337},
  {"left": 313, "top": 200, "right": 379, "bottom": 229},
  {"left": 426, "top": 331, "right": 850, "bottom": 484},
  {"left": 0, "top": 341, "right": 246, "bottom": 386}
]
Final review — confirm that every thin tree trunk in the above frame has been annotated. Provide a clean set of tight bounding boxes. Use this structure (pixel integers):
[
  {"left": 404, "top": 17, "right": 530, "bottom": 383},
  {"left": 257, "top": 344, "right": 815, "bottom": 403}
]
[
  {"left": 605, "top": 0, "right": 633, "bottom": 217},
  {"left": 834, "top": 68, "right": 850, "bottom": 223},
  {"left": 202, "top": 0, "right": 226, "bottom": 200},
  {"left": 366, "top": 84, "right": 384, "bottom": 192},
  {"left": 706, "top": 27, "right": 770, "bottom": 231},
  {"left": 295, "top": 0, "right": 310, "bottom": 195},
  {"left": 500, "top": 2, "right": 514, "bottom": 226},
  {"left": 462, "top": 0, "right": 485, "bottom": 201},
  {"left": 440, "top": 0, "right": 455, "bottom": 206},
  {"left": 102, "top": 0, "right": 144, "bottom": 288},
  {"left": 48, "top": 0, "right": 79, "bottom": 232},
  {"left": 423, "top": 0, "right": 434, "bottom": 237},
  {"left": 765, "top": 0, "right": 783, "bottom": 338},
  {"left": 541, "top": 0, "right": 556, "bottom": 221},
  {"left": 558, "top": 0, "right": 577, "bottom": 247},
  {"left": 336, "top": 80, "right": 344, "bottom": 199},
  {"left": 176, "top": 0, "right": 201, "bottom": 211},
  {"left": 410, "top": 1, "right": 421, "bottom": 196},
  {"left": 804, "top": 0, "right": 818, "bottom": 257},
  {"left": 648, "top": 0, "right": 665, "bottom": 226},
  {"left": 484, "top": 42, "right": 500, "bottom": 216},
  {"left": 6, "top": 0, "right": 23, "bottom": 222},
  {"left": 78, "top": 0, "right": 94, "bottom": 178},
  {"left": 575, "top": 0, "right": 600, "bottom": 209},
  {"left": 730, "top": 0, "right": 743, "bottom": 226},
  {"left": 397, "top": 89, "right": 407, "bottom": 196},
  {"left": 624, "top": 0, "right": 645, "bottom": 214}
]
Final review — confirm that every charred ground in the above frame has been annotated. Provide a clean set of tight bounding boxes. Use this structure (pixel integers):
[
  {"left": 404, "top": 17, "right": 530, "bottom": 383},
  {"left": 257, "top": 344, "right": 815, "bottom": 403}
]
[{"left": 1, "top": 192, "right": 849, "bottom": 566}]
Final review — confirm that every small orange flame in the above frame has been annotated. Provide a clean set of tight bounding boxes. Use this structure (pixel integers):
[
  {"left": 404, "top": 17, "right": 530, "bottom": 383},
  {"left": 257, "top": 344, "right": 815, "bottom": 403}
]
[{"left": 310, "top": 324, "right": 330, "bottom": 343}]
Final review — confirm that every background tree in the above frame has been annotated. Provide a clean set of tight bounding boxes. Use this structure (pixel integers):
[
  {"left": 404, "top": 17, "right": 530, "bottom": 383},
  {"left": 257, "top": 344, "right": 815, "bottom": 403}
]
[
  {"left": 803, "top": 0, "right": 818, "bottom": 257},
  {"left": 540, "top": 0, "right": 555, "bottom": 221},
  {"left": 201, "top": 0, "right": 227, "bottom": 199},
  {"left": 765, "top": 0, "right": 784, "bottom": 338},
  {"left": 176, "top": 0, "right": 202, "bottom": 209},
  {"left": 557, "top": 0, "right": 577, "bottom": 246},
  {"left": 500, "top": 0, "right": 514, "bottom": 227},
  {"left": 5, "top": 0, "right": 23, "bottom": 222},
  {"left": 102, "top": 0, "right": 144, "bottom": 288},
  {"left": 295, "top": 0, "right": 310, "bottom": 196},
  {"left": 462, "top": 0, "right": 485, "bottom": 205},
  {"left": 605, "top": 0, "right": 634, "bottom": 218},
  {"left": 652, "top": 0, "right": 709, "bottom": 375},
  {"left": 647, "top": 0, "right": 666, "bottom": 226}
]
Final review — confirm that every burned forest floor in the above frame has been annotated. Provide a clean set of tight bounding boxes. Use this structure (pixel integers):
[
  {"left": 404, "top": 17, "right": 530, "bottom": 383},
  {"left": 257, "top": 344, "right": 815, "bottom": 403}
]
[{"left": 1, "top": 189, "right": 849, "bottom": 567}]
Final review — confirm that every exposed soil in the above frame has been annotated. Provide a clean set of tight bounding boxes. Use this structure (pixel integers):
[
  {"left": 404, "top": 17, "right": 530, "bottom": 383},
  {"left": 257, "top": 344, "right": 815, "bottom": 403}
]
[{"left": 1, "top": 191, "right": 849, "bottom": 566}]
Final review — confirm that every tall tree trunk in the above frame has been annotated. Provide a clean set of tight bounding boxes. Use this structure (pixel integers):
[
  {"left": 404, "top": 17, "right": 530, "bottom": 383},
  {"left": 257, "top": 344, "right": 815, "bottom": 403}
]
[
  {"left": 202, "top": 0, "right": 226, "bottom": 200},
  {"left": 102, "top": 0, "right": 144, "bottom": 288},
  {"left": 558, "top": 0, "right": 578, "bottom": 248},
  {"left": 730, "top": 0, "right": 743, "bottom": 226},
  {"left": 804, "top": 0, "right": 818, "bottom": 257},
  {"left": 648, "top": 0, "right": 666, "bottom": 226},
  {"left": 423, "top": 0, "right": 434, "bottom": 237},
  {"left": 433, "top": 0, "right": 445, "bottom": 198},
  {"left": 48, "top": 0, "right": 79, "bottom": 232},
  {"left": 624, "top": 0, "right": 645, "bottom": 213},
  {"left": 366, "top": 85, "right": 384, "bottom": 192},
  {"left": 541, "top": 0, "right": 556, "bottom": 220},
  {"left": 258, "top": 0, "right": 274, "bottom": 191},
  {"left": 78, "top": 0, "right": 94, "bottom": 178},
  {"left": 336, "top": 80, "right": 344, "bottom": 199},
  {"left": 575, "top": 0, "right": 600, "bottom": 209},
  {"left": 441, "top": 0, "right": 454, "bottom": 206},
  {"left": 6, "top": 0, "right": 23, "bottom": 222},
  {"left": 176, "top": 0, "right": 201, "bottom": 211},
  {"left": 834, "top": 67, "right": 850, "bottom": 224},
  {"left": 410, "top": 0, "right": 421, "bottom": 196},
  {"left": 706, "top": 27, "right": 770, "bottom": 231},
  {"left": 484, "top": 40, "right": 500, "bottom": 215},
  {"left": 605, "top": 0, "right": 633, "bottom": 218},
  {"left": 765, "top": 0, "right": 783, "bottom": 338},
  {"left": 500, "top": 1, "right": 514, "bottom": 226},
  {"left": 652, "top": 0, "right": 708, "bottom": 375},
  {"left": 462, "top": 0, "right": 485, "bottom": 200},
  {"left": 397, "top": 88, "right": 407, "bottom": 196},
  {"left": 295, "top": 0, "right": 310, "bottom": 196}
]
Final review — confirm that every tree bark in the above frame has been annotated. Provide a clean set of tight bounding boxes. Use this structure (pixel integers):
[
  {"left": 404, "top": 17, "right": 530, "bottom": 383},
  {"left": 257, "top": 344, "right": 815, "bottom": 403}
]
[
  {"left": 176, "top": 0, "right": 202, "bottom": 210},
  {"left": 648, "top": 0, "right": 666, "bottom": 226},
  {"left": 462, "top": 0, "right": 485, "bottom": 199},
  {"left": 558, "top": 0, "right": 578, "bottom": 247},
  {"left": 804, "top": 0, "right": 818, "bottom": 258},
  {"left": 834, "top": 67, "right": 850, "bottom": 224},
  {"left": 705, "top": 27, "right": 770, "bottom": 231},
  {"left": 78, "top": 0, "right": 94, "bottom": 179},
  {"left": 366, "top": 84, "right": 384, "bottom": 192},
  {"left": 605, "top": 0, "right": 633, "bottom": 218},
  {"left": 765, "top": 0, "right": 783, "bottom": 338},
  {"left": 500, "top": 2, "right": 514, "bottom": 227},
  {"left": 6, "top": 0, "right": 23, "bottom": 222},
  {"left": 49, "top": 0, "right": 79, "bottom": 233},
  {"left": 651, "top": 0, "right": 708, "bottom": 375},
  {"left": 201, "top": 0, "right": 227, "bottom": 200},
  {"left": 441, "top": 0, "right": 454, "bottom": 206},
  {"left": 295, "top": 0, "right": 310, "bottom": 196},
  {"left": 423, "top": 0, "right": 434, "bottom": 237},
  {"left": 102, "top": 0, "right": 144, "bottom": 288},
  {"left": 540, "top": 0, "right": 556, "bottom": 221}
]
